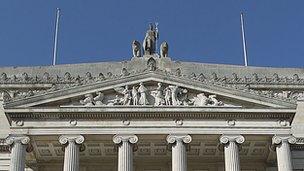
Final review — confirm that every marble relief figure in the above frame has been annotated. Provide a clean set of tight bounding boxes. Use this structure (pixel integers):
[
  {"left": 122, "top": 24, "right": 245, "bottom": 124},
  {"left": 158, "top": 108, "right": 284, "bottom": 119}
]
[
  {"left": 208, "top": 95, "right": 223, "bottom": 106},
  {"left": 108, "top": 95, "right": 122, "bottom": 106},
  {"left": 192, "top": 93, "right": 208, "bottom": 106},
  {"left": 169, "top": 85, "right": 189, "bottom": 106},
  {"left": 80, "top": 94, "right": 94, "bottom": 106},
  {"left": 164, "top": 87, "right": 172, "bottom": 105},
  {"left": 138, "top": 82, "right": 149, "bottom": 105},
  {"left": 153, "top": 83, "right": 165, "bottom": 106},
  {"left": 132, "top": 86, "right": 139, "bottom": 105},
  {"left": 93, "top": 91, "right": 104, "bottom": 106},
  {"left": 122, "top": 85, "right": 132, "bottom": 105}
]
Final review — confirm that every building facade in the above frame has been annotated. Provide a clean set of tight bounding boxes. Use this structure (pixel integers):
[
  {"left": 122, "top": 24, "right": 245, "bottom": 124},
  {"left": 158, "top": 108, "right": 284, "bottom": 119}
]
[{"left": 1, "top": 26, "right": 304, "bottom": 171}]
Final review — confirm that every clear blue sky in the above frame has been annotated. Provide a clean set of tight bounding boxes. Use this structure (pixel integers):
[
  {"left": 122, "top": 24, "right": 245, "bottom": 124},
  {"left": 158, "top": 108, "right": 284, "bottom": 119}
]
[{"left": 0, "top": 0, "right": 303, "bottom": 67}]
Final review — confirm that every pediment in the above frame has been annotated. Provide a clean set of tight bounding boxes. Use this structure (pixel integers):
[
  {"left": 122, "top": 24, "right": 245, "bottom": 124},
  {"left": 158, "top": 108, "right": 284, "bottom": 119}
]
[{"left": 3, "top": 71, "right": 296, "bottom": 109}]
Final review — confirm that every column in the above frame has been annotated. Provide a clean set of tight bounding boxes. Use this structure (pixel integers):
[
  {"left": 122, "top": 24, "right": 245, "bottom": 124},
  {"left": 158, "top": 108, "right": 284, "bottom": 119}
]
[
  {"left": 113, "top": 134, "right": 138, "bottom": 171},
  {"left": 166, "top": 134, "right": 192, "bottom": 171},
  {"left": 6, "top": 136, "right": 30, "bottom": 171},
  {"left": 59, "top": 135, "right": 85, "bottom": 171},
  {"left": 219, "top": 134, "right": 245, "bottom": 171},
  {"left": 272, "top": 135, "right": 296, "bottom": 171}
]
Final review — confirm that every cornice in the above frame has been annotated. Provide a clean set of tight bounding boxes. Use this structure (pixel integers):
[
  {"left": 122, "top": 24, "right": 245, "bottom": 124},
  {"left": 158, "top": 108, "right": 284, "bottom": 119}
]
[{"left": 5, "top": 107, "right": 295, "bottom": 121}]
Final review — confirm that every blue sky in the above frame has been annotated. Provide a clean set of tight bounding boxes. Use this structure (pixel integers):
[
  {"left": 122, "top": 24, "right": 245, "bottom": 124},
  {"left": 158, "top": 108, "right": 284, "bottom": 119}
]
[{"left": 0, "top": 0, "right": 304, "bottom": 67}]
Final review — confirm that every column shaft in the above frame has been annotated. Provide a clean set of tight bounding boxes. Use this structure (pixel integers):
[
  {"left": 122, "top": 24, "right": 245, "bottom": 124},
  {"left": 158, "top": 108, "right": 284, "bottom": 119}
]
[
  {"left": 10, "top": 142, "right": 27, "bottom": 171},
  {"left": 272, "top": 135, "right": 296, "bottom": 171},
  {"left": 63, "top": 141, "right": 80, "bottom": 171},
  {"left": 118, "top": 141, "right": 133, "bottom": 171},
  {"left": 113, "top": 134, "right": 138, "bottom": 171},
  {"left": 6, "top": 136, "right": 30, "bottom": 171},
  {"left": 166, "top": 134, "right": 192, "bottom": 171},
  {"left": 59, "top": 135, "right": 85, "bottom": 171},
  {"left": 219, "top": 135, "right": 244, "bottom": 171},
  {"left": 276, "top": 142, "right": 292, "bottom": 171},
  {"left": 172, "top": 140, "right": 187, "bottom": 171},
  {"left": 224, "top": 141, "right": 240, "bottom": 171}
]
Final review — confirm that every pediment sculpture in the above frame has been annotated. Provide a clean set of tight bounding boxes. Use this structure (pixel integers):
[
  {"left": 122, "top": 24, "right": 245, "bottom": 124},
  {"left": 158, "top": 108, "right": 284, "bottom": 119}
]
[{"left": 77, "top": 82, "right": 233, "bottom": 107}]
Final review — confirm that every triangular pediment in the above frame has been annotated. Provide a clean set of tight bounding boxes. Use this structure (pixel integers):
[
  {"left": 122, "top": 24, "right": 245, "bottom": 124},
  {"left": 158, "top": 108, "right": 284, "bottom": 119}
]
[{"left": 3, "top": 71, "right": 296, "bottom": 109}]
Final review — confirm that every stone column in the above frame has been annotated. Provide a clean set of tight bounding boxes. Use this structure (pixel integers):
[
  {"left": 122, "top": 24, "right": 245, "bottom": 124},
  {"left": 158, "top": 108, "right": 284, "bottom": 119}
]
[
  {"left": 166, "top": 134, "right": 192, "bottom": 171},
  {"left": 6, "top": 136, "right": 30, "bottom": 171},
  {"left": 59, "top": 135, "right": 85, "bottom": 171},
  {"left": 272, "top": 135, "right": 296, "bottom": 171},
  {"left": 113, "top": 134, "right": 138, "bottom": 171},
  {"left": 219, "top": 135, "right": 245, "bottom": 171}
]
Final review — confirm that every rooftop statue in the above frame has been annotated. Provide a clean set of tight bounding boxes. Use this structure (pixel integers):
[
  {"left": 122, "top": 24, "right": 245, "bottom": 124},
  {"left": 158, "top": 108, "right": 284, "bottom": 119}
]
[
  {"left": 143, "top": 23, "right": 159, "bottom": 55},
  {"left": 160, "top": 42, "right": 168, "bottom": 57},
  {"left": 132, "top": 40, "right": 141, "bottom": 57}
]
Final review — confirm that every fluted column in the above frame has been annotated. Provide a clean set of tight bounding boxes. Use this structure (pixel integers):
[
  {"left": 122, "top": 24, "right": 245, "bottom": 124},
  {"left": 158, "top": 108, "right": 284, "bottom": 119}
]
[
  {"left": 59, "top": 135, "right": 85, "bottom": 171},
  {"left": 6, "top": 136, "right": 30, "bottom": 171},
  {"left": 166, "top": 134, "right": 192, "bottom": 171},
  {"left": 113, "top": 134, "right": 138, "bottom": 171},
  {"left": 272, "top": 135, "right": 296, "bottom": 171},
  {"left": 219, "top": 135, "right": 245, "bottom": 171}
]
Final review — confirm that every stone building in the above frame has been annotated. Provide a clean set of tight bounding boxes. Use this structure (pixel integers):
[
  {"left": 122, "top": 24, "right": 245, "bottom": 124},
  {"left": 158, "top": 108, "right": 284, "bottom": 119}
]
[{"left": 1, "top": 25, "right": 304, "bottom": 171}]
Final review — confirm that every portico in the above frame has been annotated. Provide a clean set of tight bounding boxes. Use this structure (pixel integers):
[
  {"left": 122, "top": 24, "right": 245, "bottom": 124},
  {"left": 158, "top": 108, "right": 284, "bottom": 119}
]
[{"left": 5, "top": 133, "right": 297, "bottom": 171}]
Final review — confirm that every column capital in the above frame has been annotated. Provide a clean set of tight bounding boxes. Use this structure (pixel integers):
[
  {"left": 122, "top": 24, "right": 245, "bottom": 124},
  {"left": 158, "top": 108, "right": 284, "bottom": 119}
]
[
  {"left": 166, "top": 134, "right": 192, "bottom": 144},
  {"left": 6, "top": 135, "right": 30, "bottom": 145},
  {"left": 59, "top": 135, "right": 84, "bottom": 145},
  {"left": 113, "top": 134, "right": 138, "bottom": 144},
  {"left": 219, "top": 134, "right": 245, "bottom": 144},
  {"left": 272, "top": 135, "right": 296, "bottom": 145}
]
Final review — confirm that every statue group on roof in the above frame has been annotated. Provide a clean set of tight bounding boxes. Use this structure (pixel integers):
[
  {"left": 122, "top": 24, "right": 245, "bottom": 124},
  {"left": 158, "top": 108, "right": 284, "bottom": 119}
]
[{"left": 132, "top": 23, "right": 169, "bottom": 58}]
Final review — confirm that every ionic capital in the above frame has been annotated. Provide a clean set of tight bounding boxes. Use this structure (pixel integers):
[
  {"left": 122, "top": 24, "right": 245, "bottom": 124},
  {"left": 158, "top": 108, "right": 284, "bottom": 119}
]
[
  {"left": 272, "top": 135, "right": 296, "bottom": 145},
  {"left": 6, "top": 135, "right": 30, "bottom": 145},
  {"left": 59, "top": 135, "right": 85, "bottom": 145},
  {"left": 219, "top": 134, "right": 245, "bottom": 145},
  {"left": 166, "top": 134, "right": 192, "bottom": 144},
  {"left": 113, "top": 134, "right": 138, "bottom": 144}
]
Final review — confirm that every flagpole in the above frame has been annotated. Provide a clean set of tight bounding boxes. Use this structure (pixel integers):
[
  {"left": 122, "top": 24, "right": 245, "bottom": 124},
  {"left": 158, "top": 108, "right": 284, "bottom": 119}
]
[
  {"left": 155, "top": 22, "right": 159, "bottom": 53},
  {"left": 52, "top": 8, "right": 61, "bottom": 66},
  {"left": 240, "top": 12, "right": 248, "bottom": 66}
]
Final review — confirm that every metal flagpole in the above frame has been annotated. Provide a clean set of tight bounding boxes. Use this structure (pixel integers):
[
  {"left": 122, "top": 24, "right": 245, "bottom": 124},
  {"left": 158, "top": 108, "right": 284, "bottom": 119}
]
[
  {"left": 155, "top": 22, "right": 159, "bottom": 53},
  {"left": 240, "top": 12, "right": 248, "bottom": 66},
  {"left": 52, "top": 8, "right": 61, "bottom": 66}
]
